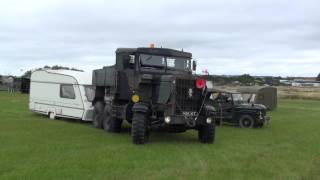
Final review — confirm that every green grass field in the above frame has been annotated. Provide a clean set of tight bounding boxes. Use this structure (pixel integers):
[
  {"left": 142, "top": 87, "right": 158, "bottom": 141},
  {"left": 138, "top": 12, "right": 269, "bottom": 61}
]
[{"left": 0, "top": 92, "right": 319, "bottom": 179}]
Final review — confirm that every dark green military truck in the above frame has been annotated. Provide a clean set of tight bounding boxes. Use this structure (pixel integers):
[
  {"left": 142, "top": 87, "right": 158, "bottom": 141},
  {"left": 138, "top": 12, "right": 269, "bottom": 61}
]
[
  {"left": 211, "top": 91, "right": 270, "bottom": 128},
  {"left": 91, "top": 47, "right": 216, "bottom": 144}
]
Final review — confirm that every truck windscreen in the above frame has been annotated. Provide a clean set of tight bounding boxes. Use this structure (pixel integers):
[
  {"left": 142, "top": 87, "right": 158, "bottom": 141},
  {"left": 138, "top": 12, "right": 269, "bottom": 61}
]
[{"left": 140, "top": 54, "right": 191, "bottom": 71}]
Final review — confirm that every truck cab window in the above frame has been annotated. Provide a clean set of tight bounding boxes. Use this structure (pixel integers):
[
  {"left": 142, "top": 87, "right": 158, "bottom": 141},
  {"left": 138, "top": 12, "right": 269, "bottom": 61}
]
[{"left": 60, "top": 84, "right": 75, "bottom": 99}]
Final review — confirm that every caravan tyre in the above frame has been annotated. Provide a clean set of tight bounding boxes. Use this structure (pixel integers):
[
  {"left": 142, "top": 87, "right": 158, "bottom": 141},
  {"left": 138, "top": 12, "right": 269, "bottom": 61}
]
[{"left": 49, "top": 112, "right": 55, "bottom": 120}]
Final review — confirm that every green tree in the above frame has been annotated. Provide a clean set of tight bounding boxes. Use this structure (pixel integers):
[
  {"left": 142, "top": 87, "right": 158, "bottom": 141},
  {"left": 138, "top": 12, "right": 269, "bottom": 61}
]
[
  {"left": 238, "top": 74, "right": 254, "bottom": 85},
  {"left": 21, "top": 65, "right": 83, "bottom": 77}
]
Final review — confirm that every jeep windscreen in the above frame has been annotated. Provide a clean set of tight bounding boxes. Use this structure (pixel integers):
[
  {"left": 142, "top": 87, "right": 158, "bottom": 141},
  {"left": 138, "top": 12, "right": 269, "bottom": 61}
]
[
  {"left": 242, "top": 93, "right": 255, "bottom": 103},
  {"left": 232, "top": 93, "right": 245, "bottom": 104},
  {"left": 84, "top": 85, "right": 95, "bottom": 102},
  {"left": 140, "top": 54, "right": 191, "bottom": 71}
]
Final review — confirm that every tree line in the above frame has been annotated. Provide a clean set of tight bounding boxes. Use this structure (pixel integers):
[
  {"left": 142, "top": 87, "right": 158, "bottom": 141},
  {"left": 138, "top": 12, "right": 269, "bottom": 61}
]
[{"left": 22, "top": 65, "right": 83, "bottom": 78}]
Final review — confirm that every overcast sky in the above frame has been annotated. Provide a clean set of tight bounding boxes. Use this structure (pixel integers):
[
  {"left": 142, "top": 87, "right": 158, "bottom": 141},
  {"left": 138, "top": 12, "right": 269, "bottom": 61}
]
[{"left": 0, "top": 0, "right": 319, "bottom": 77}]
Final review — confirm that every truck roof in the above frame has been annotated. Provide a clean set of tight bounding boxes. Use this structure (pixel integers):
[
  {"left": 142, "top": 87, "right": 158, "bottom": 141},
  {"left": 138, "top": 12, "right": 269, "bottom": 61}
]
[{"left": 116, "top": 47, "right": 192, "bottom": 58}]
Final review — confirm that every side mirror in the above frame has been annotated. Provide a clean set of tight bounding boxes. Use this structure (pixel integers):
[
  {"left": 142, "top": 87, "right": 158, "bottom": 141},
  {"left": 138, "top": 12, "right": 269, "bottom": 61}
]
[
  {"left": 129, "top": 55, "right": 135, "bottom": 64},
  {"left": 192, "top": 60, "right": 197, "bottom": 71}
]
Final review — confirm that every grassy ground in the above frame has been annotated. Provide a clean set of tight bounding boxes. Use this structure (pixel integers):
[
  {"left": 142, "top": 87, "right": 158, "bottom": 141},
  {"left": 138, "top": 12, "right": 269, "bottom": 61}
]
[{"left": 0, "top": 92, "right": 319, "bottom": 180}]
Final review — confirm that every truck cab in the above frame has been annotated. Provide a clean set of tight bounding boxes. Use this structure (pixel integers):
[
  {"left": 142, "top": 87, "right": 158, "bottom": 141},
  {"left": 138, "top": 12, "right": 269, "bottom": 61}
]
[{"left": 92, "top": 47, "right": 216, "bottom": 144}]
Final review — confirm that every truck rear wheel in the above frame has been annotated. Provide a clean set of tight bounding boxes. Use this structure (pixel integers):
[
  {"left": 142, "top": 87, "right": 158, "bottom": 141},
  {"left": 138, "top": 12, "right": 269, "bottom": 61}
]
[
  {"left": 93, "top": 101, "right": 104, "bottom": 129},
  {"left": 239, "top": 115, "right": 254, "bottom": 128},
  {"left": 131, "top": 112, "right": 148, "bottom": 144},
  {"left": 198, "top": 124, "right": 215, "bottom": 143},
  {"left": 103, "top": 104, "right": 122, "bottom": 133}
]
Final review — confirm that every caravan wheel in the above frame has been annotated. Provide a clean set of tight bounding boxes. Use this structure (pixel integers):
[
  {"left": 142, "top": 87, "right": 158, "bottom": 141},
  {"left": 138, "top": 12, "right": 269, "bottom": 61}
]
[{"left": 49, "top": 112, "right": 55, "bottom": 120}]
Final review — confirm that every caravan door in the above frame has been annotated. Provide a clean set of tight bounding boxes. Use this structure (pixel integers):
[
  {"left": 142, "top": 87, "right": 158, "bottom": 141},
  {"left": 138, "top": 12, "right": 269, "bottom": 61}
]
[{"left": 56, "top": 84, "right": 84, "bottom": 119}]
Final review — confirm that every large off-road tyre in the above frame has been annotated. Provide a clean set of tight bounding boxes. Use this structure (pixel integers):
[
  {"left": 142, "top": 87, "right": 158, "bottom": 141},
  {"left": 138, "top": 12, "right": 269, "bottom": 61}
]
[
  {"left": 131, "top": 112, "right": 148, "bottom": 144},
  {"left": 124, "top": 103, "right": 133, "bottom": 124},
  {"left": 215, "top": 118, "right": 222, "bottom": 126},
  {"left": 93, "top": 101, "right": 104, "bottom": 129},
  {"left": 198, "top": 123, "right": 215, "bottom": 143},
  {"left": 102, "top": 104, "right": 122, "bottom": 133},
  {"left": 239, "top": 115, "right": 255, "bottom": 128}
]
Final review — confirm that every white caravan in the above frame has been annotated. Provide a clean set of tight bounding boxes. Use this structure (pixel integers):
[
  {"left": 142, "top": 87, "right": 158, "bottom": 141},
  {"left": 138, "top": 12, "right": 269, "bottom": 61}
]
[{"left": 29, "top": 70, "right": 94, "bottom": 121}]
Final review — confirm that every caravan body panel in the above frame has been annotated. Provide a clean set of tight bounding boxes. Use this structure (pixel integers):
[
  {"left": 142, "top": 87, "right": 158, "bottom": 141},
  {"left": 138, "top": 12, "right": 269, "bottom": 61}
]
[{"left": 29, "top": 70, "right": 94, "bottom": 121}]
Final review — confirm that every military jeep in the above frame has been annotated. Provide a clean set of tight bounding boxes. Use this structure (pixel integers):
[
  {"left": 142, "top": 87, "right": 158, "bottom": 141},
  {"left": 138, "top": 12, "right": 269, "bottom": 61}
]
[
  {"left": 92, "top": 47, "right": 216, "bottom": 144},
  {"left": 211, "top": 91, "right": 270, "bottom": 128}
]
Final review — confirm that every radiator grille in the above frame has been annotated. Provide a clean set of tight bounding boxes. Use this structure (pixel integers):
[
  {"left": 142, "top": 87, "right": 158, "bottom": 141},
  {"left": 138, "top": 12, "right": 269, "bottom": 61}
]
[{"left": 175, "top": 78, "right": 202, "bottom": 114}]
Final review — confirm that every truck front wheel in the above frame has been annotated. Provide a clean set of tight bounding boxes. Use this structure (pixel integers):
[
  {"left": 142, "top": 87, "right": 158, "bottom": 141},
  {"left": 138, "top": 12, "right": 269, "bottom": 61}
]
[
  {"left": 131, "top": 112, "right": 149, "bottom": 144},
  {"left": 198, "top": 123, "right": 215, "bottom": 143}
]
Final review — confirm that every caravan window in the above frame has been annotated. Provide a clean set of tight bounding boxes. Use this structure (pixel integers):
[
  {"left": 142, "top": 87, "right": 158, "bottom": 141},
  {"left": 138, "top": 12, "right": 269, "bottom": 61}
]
[
  {"left": 84, "top": 85, "right": 95, "bottom": 102},
  {"left": 60, "top": 84, "right": 76, "bottom": 99}
]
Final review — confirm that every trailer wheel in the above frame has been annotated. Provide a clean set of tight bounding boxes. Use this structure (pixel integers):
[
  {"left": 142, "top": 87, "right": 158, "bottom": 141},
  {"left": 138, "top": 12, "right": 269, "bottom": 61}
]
[
  {"left": 198, "top": 123, "right": 215, "bottom": 143},
  {"left": 49, "top": 112, "right": 55, "bottom": 120},
  {"left": 93, "top": 101, "right": 104, "bottom": 129},
  {"left": 131, "top": 112, "right": 148, "bottom": 144},
  {"left": 239, "top": 115, "right": 254, "bottom": 128},
  {"left": 103, "top": 104, "right": 122, "bottom": 133}
]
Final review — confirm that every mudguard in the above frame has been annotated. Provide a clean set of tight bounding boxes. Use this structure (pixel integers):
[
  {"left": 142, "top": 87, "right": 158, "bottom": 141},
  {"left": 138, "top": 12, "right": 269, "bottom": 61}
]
[
  {"left": 132, "top": 103, "right": 149, "bottom": 113},
  {"left": 204, "top": 105, "right": 216, "bottom": 116}
]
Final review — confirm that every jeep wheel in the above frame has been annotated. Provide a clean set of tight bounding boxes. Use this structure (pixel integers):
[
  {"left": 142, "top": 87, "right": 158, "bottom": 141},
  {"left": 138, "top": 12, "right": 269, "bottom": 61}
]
[
  {"left": 254, "top": 122, "right": 264, "bottom": 128},
  {"left": 198, "top": 124, "right": 215, "bottom": 143},
  {"left": 93, "top": 101, "right": 104, "bottom": 129},
  {"left": 103, "top": 104, "right": 122, "bottom": 133},
  {"left": 131, "top": 112, "right": 148, "bottom": 144},
  {"left": 239, "top": 115, "right": 254, "bottom": 128}
]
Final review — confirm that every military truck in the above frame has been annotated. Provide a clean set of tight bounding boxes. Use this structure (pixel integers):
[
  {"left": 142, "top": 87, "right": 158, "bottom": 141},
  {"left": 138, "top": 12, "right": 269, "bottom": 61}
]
[
  {"left": 211, "top": 91, "right": 270, "bottom": 128},
  {"left": 91, "top": 47, "right": 216, "bottom": 144}
]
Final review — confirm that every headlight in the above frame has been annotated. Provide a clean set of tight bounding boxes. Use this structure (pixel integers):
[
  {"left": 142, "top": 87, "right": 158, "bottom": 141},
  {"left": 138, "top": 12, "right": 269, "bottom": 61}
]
[
  {"left": 206, "top": 117, "right": 212, "bottom": 124},
  {"left": 131, "top": 94, "right": 140, "bottom": 103},
  {"left": 164, "top": 116, "right": 171, "bottom": 123}
]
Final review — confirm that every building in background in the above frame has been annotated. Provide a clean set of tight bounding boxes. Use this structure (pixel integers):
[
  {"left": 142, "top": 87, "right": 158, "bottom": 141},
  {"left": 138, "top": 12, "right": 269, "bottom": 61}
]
[{"left": 291, "top": 80, "right": 320, "bottom": 87}]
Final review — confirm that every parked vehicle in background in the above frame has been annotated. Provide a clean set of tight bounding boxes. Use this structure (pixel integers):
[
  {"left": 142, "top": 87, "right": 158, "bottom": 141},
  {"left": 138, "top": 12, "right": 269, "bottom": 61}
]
[
  {"left": 92, "top": 46, "right": 216, "bottom": 144},
  {"left": 211, "top": 91, "right": 270, "bottom": 128},
  {"left": 237, "top": 86, "right": 277, "bottom": 110},
  {"left": 29, "top": 70, "right": 95, "bottom": 121},
  {"left": 20, "top": 77, "right": 30, "bottom": 93}
]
